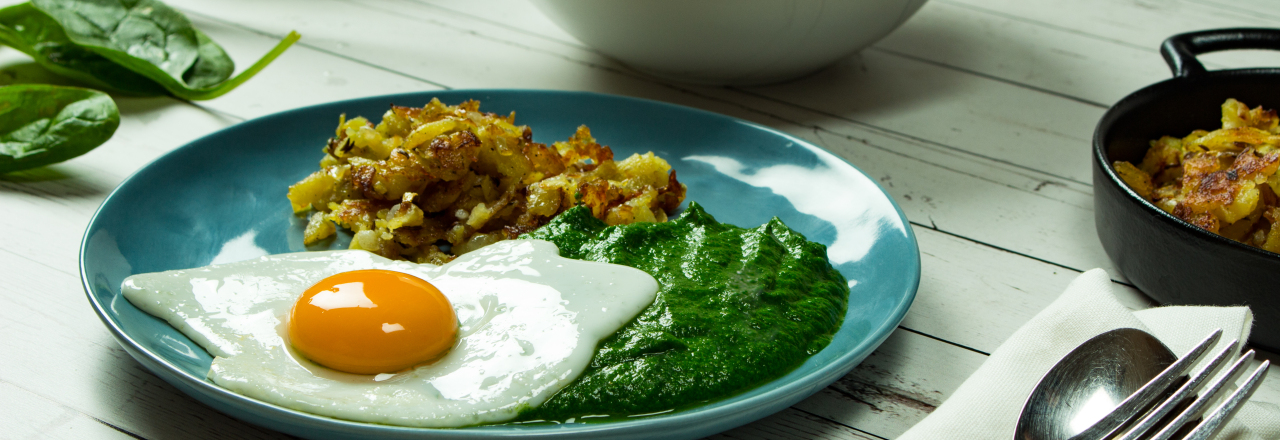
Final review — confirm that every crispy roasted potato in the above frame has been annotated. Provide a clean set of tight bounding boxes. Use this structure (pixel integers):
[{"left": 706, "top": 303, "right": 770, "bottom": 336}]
[
  {"left": 1114, "top": 99, "right": 1280, "bottom": 250},
  {"left": 288, "top": 99, "right": 686, "bottom": 263}
]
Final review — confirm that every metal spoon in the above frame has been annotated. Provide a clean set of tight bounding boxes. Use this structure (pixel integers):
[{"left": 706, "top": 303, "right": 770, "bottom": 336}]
[{"left": 1013, "top": 328, "right": 1179, "bottom": 440}]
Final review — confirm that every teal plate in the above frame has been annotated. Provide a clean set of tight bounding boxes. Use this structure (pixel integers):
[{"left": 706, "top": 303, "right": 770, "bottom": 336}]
[{"left": 80, "top": 90, "right": 920, "bottom": 439}]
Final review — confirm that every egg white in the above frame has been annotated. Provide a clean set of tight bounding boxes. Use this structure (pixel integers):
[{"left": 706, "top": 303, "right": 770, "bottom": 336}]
[{"left": 121, "top": 239, "right": 657, "bottom": 427}]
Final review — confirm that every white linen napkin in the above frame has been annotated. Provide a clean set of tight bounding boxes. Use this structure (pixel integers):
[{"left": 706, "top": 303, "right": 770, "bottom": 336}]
[{"left": 898, "top": 269, "right": 1280, "bottom": 440}]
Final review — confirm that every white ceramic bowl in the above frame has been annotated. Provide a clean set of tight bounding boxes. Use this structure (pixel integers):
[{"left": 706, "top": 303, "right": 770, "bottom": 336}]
[{"left": 529, "top": 0, "right": 928, "bottom": 85}]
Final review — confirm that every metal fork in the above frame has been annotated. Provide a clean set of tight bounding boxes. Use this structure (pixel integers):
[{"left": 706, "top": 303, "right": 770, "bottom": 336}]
[{"left": 1073, "top": 330, "right": 1271, "bottom": 440}]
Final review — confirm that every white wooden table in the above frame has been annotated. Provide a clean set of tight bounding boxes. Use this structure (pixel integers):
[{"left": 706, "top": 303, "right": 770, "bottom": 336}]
[{"left": 2, "top": 0, "right": 1278, "bottom": 438}]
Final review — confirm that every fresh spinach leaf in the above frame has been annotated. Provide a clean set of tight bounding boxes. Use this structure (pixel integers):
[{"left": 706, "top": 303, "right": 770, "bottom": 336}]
[
  {"left": 32, "top": 0, "right": 203, "bottom": 82},
  {"left": 32, "top": 0, "right": 200, "bottom": 80},
  {"left": 0, "top": 0, "right": 299, "bottom": 100},
  {"left": 186, "top": 26, "right": 234, "bottom": 89},
  {"left": 0, "top": 84, "right": 119, "bottom": 173},
  {"left": 30, "top": 0, "right": 300, "bottom": 100},
  {"left": 0, "top": 3, "right": 166, "bottom": 95}
]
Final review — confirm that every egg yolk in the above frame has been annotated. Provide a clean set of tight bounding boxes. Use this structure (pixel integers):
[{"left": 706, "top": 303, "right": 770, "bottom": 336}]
[{"left": 288, "top": 269, "right": 458, "bottom": 375}]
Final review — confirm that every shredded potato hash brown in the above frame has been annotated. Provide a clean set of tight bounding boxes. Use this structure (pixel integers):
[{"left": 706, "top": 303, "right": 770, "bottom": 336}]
[
  {"left": 287, "top": 98, "right": 686, "bottom": 264},
  {"left": 1114, "top": 98, "right": 1280, "bottom": 252}
]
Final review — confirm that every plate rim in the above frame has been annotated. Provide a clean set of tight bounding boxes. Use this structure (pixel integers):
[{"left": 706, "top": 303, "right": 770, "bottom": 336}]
[{"left": 80, "top": 89, "right": 920, "bottom": 439}]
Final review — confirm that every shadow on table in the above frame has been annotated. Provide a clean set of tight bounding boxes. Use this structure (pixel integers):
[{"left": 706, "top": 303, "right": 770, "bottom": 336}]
[
  {"left": 0, "top": 163, "right": 115, "bottom": 203},
  {"left": 710, "top": 406, "right": 881, "bottom": 439},
  {"left": 91, "top": 344, "right": 295, "bottom": 439}
]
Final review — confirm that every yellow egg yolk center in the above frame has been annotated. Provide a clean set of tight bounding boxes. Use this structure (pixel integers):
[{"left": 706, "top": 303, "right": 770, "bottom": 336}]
[{"left": 288, "top": 269, "right": 458, "bottom": 375}]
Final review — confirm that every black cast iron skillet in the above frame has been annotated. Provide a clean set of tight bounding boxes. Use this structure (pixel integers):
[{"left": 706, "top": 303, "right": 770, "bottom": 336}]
[{"left": 1094, "top": 28, "right": 1280, "bottom": 352}]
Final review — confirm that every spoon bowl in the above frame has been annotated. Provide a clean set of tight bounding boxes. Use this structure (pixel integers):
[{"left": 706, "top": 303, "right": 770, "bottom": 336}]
[{"left": 1015, "top": 328, "right": 1176, "bottom": 440}]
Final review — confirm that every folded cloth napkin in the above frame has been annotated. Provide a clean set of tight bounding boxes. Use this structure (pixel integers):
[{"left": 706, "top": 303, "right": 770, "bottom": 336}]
[{"left": 898, "top": 269, "right": 1280, "bottom": 440}]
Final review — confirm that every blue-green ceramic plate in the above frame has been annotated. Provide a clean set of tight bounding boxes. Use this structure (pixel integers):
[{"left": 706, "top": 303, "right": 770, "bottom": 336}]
[{"left": 81, "top": 90, "right": 919, "bottom": 439}]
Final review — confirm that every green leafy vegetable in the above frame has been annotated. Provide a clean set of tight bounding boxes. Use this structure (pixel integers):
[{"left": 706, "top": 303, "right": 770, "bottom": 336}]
[
  {"left": 0, "top": 3, "right": 166, "bottom": 95},
  {"left": 34, "top": 0, "right": 203, "bottom": 81},
  {"left": 0, "top": 0, "right": 296, "bottom": 174},
  {"left": 0, "top": 84, "right": 119, "bottom": 173},
  {"left": 0, "top": 0, "right": 299, "bottom": 100},
  {"left": 521, "top": 203, "right": 849, "bottom": 420}
]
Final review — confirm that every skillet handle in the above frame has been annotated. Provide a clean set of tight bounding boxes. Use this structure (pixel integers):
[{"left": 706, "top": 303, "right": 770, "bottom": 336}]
[{"left": 1161, "top": 28, "right": 1280, "bottom": 78}]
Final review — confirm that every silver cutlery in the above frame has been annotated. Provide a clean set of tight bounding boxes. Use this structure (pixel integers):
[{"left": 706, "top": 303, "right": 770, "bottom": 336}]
[{"left": 1015, "top": 328, "right": 1270, "bottom": 440}]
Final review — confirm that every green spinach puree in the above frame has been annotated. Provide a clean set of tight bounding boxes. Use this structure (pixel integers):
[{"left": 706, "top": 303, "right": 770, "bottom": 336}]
[{"left": 518, "top": 201, "right": 849, "bottom": 421}]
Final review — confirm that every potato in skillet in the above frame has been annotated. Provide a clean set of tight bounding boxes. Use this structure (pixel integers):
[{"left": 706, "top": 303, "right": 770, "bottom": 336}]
[{"left": 1114, "top": 99, "right": 1280, "bottom": 252}]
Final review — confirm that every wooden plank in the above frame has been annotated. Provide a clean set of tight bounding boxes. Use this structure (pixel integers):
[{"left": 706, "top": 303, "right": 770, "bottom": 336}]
[
  {"left": 178, "top": 15, "right": 446, "bottom": 119},
  {"left": 411, "top": 0, "right": 578, "bottom": 44},
  {"left": 878, "top": 1, "right": 1280, "bottom": 106},
  {"left": 166, "top": 0, "right": 632, "bottom": 93},
  {"left": 795, "top": 328, "right": 987, "bottom": 439},
  {"left": 735, "top": 49, "right": 1103, "bottom": 185},
  {"left": 939, "top": 0, "right": 1273, "bottom": 51},
  {"left": 875, "top": 1, "right": 1169, "bottom": 107},
  {"left": 710, "top": 408, "right": 878, "bottom": 440},
  {"left": 1185, "top": 0, "right": 1280, "bottom": 26},
  {"left": 907, "top": 225, "right": 1154, "bottom": 354},
  {"left": 939, "top": 0, "right": 1280, "bottom": 70},
  {"left": 0, "top": 382, "right": 137, "bottom": 440}
]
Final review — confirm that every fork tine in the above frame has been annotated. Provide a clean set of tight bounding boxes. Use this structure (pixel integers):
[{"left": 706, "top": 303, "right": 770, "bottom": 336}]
[
  {"left": 1149, "top": 350, "right": 1257, "bottom": 440},
  {"left": 1112, "top": 339, "right": 1239, "bottom": 440},
  {"left": 1182, "top": 360, "right": 1271, "bottom": 440},
  {"left": 1070, "top": 329, "right": 1222, "bottom": 440}
]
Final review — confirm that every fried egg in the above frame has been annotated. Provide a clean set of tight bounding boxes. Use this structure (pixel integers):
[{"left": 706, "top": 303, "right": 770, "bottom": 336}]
[{"left": 121, "top": 239, "right": 658, "bottom": 427}]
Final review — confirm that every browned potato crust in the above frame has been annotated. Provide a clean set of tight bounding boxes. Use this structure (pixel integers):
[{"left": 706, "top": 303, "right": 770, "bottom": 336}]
[
  {"left": 288, "top": 99, "right": 686, "bottom": 264},
  {"left": 1114, "top": 99, "right": 1280, "bottom": 252}
]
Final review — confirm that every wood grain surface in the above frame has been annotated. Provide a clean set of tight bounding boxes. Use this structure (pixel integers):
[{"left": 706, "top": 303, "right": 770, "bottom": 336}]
[{"left": 1, "top": 0, "right": 1276, "bottom": 438}]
